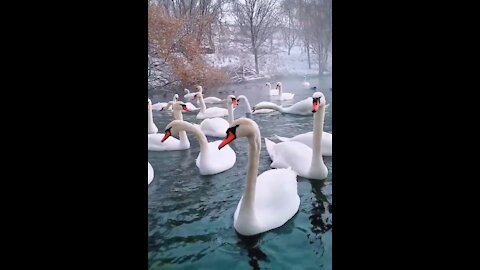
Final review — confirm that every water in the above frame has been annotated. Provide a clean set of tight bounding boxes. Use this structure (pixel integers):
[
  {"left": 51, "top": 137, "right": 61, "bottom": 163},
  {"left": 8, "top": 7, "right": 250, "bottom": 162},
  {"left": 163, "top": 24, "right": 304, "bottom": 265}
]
[{"left": 148, "top": 76, "right": 332, "bottom": 270}]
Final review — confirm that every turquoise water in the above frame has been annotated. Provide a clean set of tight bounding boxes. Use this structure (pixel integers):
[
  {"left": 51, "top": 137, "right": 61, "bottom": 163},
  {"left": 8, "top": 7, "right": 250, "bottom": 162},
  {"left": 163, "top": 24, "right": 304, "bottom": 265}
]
[{"left": 148, "top": 77, "right": 332, "bottom": 270}]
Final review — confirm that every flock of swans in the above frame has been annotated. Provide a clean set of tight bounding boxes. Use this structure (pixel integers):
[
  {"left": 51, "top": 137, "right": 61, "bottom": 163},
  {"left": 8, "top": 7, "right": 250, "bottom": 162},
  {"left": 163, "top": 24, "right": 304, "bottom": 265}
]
[{"left": 148, "top": 81, "right": 332, "bottom": 236}]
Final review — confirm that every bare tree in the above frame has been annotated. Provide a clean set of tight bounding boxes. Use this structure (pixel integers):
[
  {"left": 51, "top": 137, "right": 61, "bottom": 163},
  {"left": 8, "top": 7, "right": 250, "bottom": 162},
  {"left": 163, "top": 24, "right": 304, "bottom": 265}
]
[
  {"left": 233, "top": 0, "right": 279, "bottom": 74},
  {"left": 280, "top": 0, "right": 298, "bottom": 55}
]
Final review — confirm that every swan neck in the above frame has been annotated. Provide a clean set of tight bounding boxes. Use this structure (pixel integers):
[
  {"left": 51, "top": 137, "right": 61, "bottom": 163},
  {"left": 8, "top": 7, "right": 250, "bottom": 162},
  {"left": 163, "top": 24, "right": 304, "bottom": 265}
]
[
  {"left": 255, "top": 102, "right": 283, "bottom": 112},
  {"left": 311, "top": 105, "right": 325, "bottom": 168},
  {"left": 178, "top": 121, "right": 208, "bottom": 153},
  {"left": 198, "top": 93, "right": 207, "bottom": 112},
  {"left": 240, "top": 131, "right": 261, "bottom": 216},
  {"left": 148, "top": 108, "right": 156, "bottom": 133},
  {"left": 240, "top": 97, "right": 251, "bottom": 112},
  {"left": 227, "top": 102, "right": 234, "bottom": 125}
]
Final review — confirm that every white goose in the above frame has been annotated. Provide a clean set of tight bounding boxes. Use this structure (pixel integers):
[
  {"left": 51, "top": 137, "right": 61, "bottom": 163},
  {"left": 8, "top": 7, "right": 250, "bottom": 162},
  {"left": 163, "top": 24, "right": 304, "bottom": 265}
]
[
  {"left": 148, "top": 162, "right": 154, "bottom": 185},
  {"left": 274, "top": 131, "right": 332, "bottom": 156},
  {"left": 264, "top": 92, "right": 328, "bottom": 180},
  {"left": 184, "top": 87, "right": 223, "bottom": 104},
  {"left": 200, "top": 95, "right": 238, "bottom": 137},
  {"left": 192, "top": 86, "right": 229, "bottom": 119},
  {"left": 162, "top": 120, "right": 236, "bottom": 175},
  {"left": 270, "top": 82, "right": 294, "bottom": 101},
  {"left": 148, "top": 98, "right": 159, "bottom": 134},
  {"left": 302, "top": 76, "right": 311, "bottom": 88},
  {"left": 252, "top": 96, "right": 316, "bottom": 115},
  {"left": 218, "top": 118, "right": 300, "bottom": 236},
  {"left": 148, "top": 101, "right": 191, "bottom": 151},
  {"left": 237, "top": 95, "right": 275, "bottom": 115},
  {"left": 265, "top": 82, "right": 279, "bottom": 96}
]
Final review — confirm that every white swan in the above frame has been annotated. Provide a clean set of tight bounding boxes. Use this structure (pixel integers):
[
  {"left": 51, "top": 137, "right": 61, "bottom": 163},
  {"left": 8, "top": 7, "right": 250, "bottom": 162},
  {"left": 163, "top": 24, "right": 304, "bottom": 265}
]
[
  {"left": 237, "top": 95, "right": 275, "bottom": 115},
  {"left": 302, "top": 76, "right": 311, "bottom": 88},
  {"left": 274, "top": 131, "right": 332, "bottom": 156},
  {"left": 270, "top": 82, "right": 294, "bottom": 101},
  {"left": 172, "top": 94, "right": 199, "bottom": 112},
  {"left": 193, "top": 86, "right": 229, "bottom": 119},
  {"left": 184, "top": 87, "right": 223, "bottom": 104},
  {"left": 148, "top": 162, "right": 154, "bottom": 185},
  {"left": 148, "top": 101, "right": 191, "bottom": 151},
  {"left": 162, "top": 120, "right": 236, "bottom": 175},
  {"left": 264, "top": 92, "right": 328, "bottom": 180},
  {"left": 265, "top": 82, "right": 279, "bottom": 96},
  {"left": 200, "top": 95, "right": 238, "bottom": 137},
  {"left": 218, "top": 118, "right": 300, "bottom": 236},
  {"left": 252, "top": 96, "right": 315, "bottom": 115},
  {"left": 148, "top": 98, "right": 159, "bottom": 134}
]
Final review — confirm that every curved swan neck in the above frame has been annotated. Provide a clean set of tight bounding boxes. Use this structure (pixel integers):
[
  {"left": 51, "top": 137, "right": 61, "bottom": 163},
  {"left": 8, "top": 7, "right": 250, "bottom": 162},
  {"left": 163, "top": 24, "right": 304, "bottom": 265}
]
[
  {"left": 240, "top": 130, "right": 261, "bottom": 216},
  {"left": 278, "top": 84, "right": 282, "bottom": 96},
  {"left": 310, "top": 105, "right": 325, "bottom": 168},
  {"left": 173, "top": 108, "right": 189, "bottom": 144},
  {"left": 175, "top": 121, "right": 208, "bottom": 152},
  {"left": 239, "top": 96, "right": 251, "bottom": 113},
  {"left": 255, "top": 102, "right": 283, "bottom": 112}
]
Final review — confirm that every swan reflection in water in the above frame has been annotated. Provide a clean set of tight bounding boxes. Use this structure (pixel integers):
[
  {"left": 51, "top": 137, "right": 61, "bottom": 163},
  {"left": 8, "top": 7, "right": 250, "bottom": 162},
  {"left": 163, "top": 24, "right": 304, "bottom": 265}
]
[{"left": 236, "top": 233, "right": 268, "bottom": 270}]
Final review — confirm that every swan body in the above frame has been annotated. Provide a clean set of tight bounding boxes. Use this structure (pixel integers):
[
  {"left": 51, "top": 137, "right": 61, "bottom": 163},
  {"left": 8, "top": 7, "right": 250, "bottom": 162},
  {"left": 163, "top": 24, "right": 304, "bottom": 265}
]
[
  {"left": 148, "top": 162, "right": 154, "bottom": 185},
  {"left": 274, "top": 131, "right": 332, "bottom": 156},
  {"left": 163, "top": 120, "right": 236, "bottom": 175},
  {"left": 264, "top": 92, "right": 328, "bottom": 180},
  {"left": 200, "top": 95, "right": 238, "bottom": 137},
  {"left": 252, "top": 97, "right": 314, "bottom": 115},
  {"left": 148, "top": 101, "right": 191, "bottom": 151},
  {"left": 148, "top": 99, "right": 158, "bottom": 134},
  {"left": 218, "top": 118, "right": 300, "bottom": 236}
]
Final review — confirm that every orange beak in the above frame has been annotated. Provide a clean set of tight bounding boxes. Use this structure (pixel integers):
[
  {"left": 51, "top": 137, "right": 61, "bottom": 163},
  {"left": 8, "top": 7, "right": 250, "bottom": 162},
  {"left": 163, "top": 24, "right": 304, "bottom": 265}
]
[
  {"left": 161, "top": 129, "right": 172, "bottom": 143},
  {"left": 182, "top": 105, "right": 190, "bottom": 112},
  {"left": 218, "top": 131, "right": 236, "bottom": 149},
  {"left": 231, "top": 98, "right": 238, "bottom": 106},
  {"left": 312, "top": 100, "right": 319, "bottom": 113}
]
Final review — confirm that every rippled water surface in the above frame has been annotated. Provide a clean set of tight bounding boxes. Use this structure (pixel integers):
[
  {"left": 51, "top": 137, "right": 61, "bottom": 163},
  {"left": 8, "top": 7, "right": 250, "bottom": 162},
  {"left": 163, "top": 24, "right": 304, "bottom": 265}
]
[{"left": 148, "top": 77, "right": 332, "bottom": 270}]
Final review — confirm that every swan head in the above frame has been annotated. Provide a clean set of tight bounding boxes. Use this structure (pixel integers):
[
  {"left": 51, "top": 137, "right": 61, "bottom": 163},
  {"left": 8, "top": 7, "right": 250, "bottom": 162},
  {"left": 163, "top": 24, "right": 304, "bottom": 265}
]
[
  {"left": 275, "top": 82, "right": 282, "bottom": 89},
  {"left": 218, "top": 118, "right": 259, "bottom": 149},
  {"left": 172, "top": 101, "right": 190, "bottom": 112},
  {"left": 265, "top": 82, "right": 271, "bottom": 88},
  {"left": 173, "top": 94, "right": 179, "bottom": 101},
  {"left": 184, "top": 88, "right": 190, "bottom": 93},
  {"left": 161, "top": 120, "right": 183, "bottom": 143},
  {"left": 148, "top": 99, "right": 152, "bottom": 110},
  {"left": 195, "top": 85, "right": 203, "bottom": 93},
  {"left": 227, "top": 94, "right": 238, "bottom": 106},
  {"left": 312, "top": 92, "right": 326, "bottom": 113}
]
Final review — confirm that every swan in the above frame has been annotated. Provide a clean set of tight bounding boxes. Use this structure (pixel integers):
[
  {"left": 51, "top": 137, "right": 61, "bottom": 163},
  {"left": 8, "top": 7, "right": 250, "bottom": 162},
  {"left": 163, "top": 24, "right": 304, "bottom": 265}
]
[
  {"left": 162, "top": 120, "right": 236, "bottom": 175},
  {"left": 148, "top": 162, "right": 154, "bottom": 185},
  {"left": 274, "top": 131, "right": 332, "bottom": 156},
  {"left": 218, "top": 118, "right": 300, "bottom": 236},
  {"left": 302, "top": 76, "right": 311, "bottom": 88},
  {"left": 264, "top": 92, "right": 328, "bottom": 180},
  {"left": 148, "top": 101, "right": 191, "bottom": 151},
  {"left": 252, "top": 96, "right": 315, "bottom": 115},
  {"left": 200, "top": 95, "right": 238, "bottom": 137},
  {"left": 148, "top": 98, "right": 159, "bottom": 134},
  {"left": 265, "top": 82, "right": 279, "bottom": 96},
  {"left": 237, "top": 95, "right": 275, "bottom": 115},
  {"left": 184, "top": 87, "right": 223, "bottom": 104},
  {"left": 270, "top": 82, "right": 294, "bottom": 101},
  {"left": 193, "top": 86, "right": 229, "bottom": 119}
]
